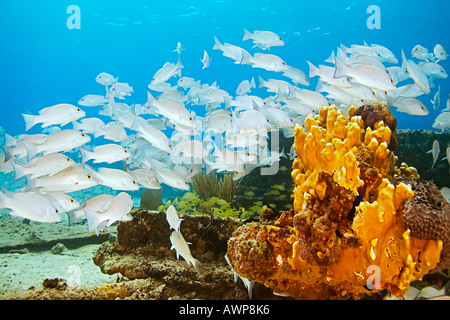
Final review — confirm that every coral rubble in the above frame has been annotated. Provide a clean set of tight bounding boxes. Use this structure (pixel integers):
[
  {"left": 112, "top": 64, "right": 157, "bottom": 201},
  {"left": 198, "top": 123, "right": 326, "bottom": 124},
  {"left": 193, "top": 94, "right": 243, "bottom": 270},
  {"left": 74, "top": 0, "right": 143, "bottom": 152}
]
[{"left": 227, "top": 104, "right": 447, "bottom": 299}]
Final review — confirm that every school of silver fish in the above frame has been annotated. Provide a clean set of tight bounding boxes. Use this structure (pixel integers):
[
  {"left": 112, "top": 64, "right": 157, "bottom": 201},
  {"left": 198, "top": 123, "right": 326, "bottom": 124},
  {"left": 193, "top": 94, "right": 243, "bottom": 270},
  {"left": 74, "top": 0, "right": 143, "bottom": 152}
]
[{"left": 0, "top": 29, "right": 448, "bottom": 242}]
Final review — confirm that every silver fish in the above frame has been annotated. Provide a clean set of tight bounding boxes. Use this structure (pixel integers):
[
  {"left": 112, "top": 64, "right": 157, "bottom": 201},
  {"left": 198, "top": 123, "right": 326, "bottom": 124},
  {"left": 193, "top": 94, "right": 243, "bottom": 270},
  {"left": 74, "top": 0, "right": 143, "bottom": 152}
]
[
  {"left": 0, "top": 191, "right": 61, "bottom": 223},
  {"left": 22, "top": 104, "right": 85, "bottom": 131},
  {"left": 170, "top": 230, "right": 200, "bottom": 275}
]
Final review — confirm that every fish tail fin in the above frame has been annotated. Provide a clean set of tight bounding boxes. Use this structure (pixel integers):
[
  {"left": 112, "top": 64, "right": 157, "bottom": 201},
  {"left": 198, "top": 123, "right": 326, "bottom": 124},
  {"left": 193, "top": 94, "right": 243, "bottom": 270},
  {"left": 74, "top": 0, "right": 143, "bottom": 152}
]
[
  {"left": 25, "top": 176, "right": 37, "bottom": 192},
  {"left": 333, "top": 57, "right": 348, "bottom": 79},
  {"left": 257, "top": 75, "right": 266, "bottom": 88},
  {"left": 242, "top": 28, "right": 251, "bottom": 41},
  {"left": 401, "top": 49, "right": 407, "bottom": 69},
  {"left": 316, "top": 79, "right": 325, "bottom": 93},
  {"left": 67, "top": 209, "right": 82, "bottom": 226},
  {"left": 192, "top": 258, "right": 201, "bottom": 275},
  {"left": 307, "top": 60, "right": 319, "bottom": 78},
  {"left": 21, "top": 141, "right": 38, "bottom": 162},
  {"left": 212, "top": 36, "right": 222, "bottom": 50},
  {"left": 177, "top": 55, "right": 184, "bottom": 69},
  {"left": 239, "top": 50, "right": 251, "bottom": 65},
  {"left": 223, "top": 95, "right": 233, "bottom": 109},
  {"left": 80, "top": 149, "right": 91, "bottom": 164},
  {"left": 2, "top": 145, "right": 14, "bottom": 162},
  {"left": 325, "top": 50, "right": 335, "bottom": 64},
  {"left": 250, "top": 77, "right": 256, "bottom": 88},
  {"left": 84, "top": 208, "right": 101, "bottom": 235},
  {"left": 22, "top": 114, "right": 37, "bottom": 131},
  {"left": 11, "top": 162, "right": 26, "bottom": 180}
]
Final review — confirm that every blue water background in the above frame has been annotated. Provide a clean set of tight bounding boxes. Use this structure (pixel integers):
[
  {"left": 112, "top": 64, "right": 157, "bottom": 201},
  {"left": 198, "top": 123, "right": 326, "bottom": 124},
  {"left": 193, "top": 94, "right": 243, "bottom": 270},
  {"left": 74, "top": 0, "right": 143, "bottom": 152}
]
[{"left": 0, "top": 0, "right": 448, "bottom": 136}]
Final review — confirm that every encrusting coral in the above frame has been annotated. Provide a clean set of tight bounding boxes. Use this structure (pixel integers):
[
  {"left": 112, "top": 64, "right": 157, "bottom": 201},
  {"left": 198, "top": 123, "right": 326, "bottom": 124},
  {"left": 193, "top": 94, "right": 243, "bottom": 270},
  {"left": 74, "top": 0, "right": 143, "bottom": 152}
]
[{"left": 227, "top": 104, "right": 447, "bottom": 300}]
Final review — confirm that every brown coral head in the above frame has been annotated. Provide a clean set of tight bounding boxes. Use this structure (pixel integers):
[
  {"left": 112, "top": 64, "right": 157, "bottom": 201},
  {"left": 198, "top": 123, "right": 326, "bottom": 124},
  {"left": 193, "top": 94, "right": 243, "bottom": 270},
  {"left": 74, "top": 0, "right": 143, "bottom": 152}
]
[{"left": 354, "top": 102, "right": 398, "bottom": 151}]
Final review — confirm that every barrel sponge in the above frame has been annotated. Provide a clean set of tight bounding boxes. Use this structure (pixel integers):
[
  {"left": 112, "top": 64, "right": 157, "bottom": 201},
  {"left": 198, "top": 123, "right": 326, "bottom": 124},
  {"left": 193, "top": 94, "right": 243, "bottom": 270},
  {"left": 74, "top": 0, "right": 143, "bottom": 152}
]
[{"left": 396, "top": 177, "right": 450, "bottom": 272}]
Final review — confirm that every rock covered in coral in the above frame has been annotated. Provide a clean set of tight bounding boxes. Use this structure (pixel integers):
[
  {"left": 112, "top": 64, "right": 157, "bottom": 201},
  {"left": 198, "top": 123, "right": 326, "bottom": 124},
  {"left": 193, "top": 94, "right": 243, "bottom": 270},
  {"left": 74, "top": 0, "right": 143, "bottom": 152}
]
[
  {"left": 227, "top": 104, "right": 445, "bottom": 300},
  {"left": 354, "top": 102, "right": 398, "bottom": 151},
  {"left": 395, "top": 177, "right": 450, "bottom": 272},
  {"left": 92, "top": 208, "right": 268, "bottom": 299}
]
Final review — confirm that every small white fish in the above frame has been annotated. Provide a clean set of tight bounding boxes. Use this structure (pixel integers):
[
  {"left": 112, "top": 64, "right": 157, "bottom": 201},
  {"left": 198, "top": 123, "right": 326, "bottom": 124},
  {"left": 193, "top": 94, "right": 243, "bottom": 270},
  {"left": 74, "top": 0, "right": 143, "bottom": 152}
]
[
  {"left": 130, "top": 116, "right": 172, "bottom": 153},
  {"left": 154, "top": 166, "right": 190, "bottom": 190},
  {"left": 78, "top": 94, "right": 108, "bottom": 107},
  {"left": 334, "top": 57, "right": 396, "bottom": 91},
  {"left": 110, "top": 82, "right": 133, "bottom": 99},
  {"left": 236, "top": 78, "right": 256, "bottom": 96},
  {"left": 242, "top": 28, "right": 284, "bottom": 50},
  {"left": 73, "top": 117, "right": 105, "bottom": 134},
  {"left": 94, "top": 122, "right": 129, "bottom": 142},
  {"left": 69, "top": 194, "right": 116, "bottom": 226},
  {"left": 370, "top": 43, "right": 398, "bottom": 64},
  {"left": 12, "top": 153, "right": 76, "bottom": 180},
  {"left": 419, "top": 62, "right": 448, "bottom": 79},
  {"left": 146, "top": 92, "right": 194, "bottom": 129},
  {"left": 85, "top": 192, "right": 134, "bottom": 236},
  {"left": 434, "top": 44, "right": 447, "bottom": 62},
  {"left": 432, "top": 86, "right": 441, "bottom": 111},
  {"left": 126, "top": 167, "right": 161, "bottom": 189},
  {"left": 258, "top": 76, "right": 292, "bottom": 100},
  {"left": 177, "top": 77, "right": 201, "bottom": 89},
  {"left": 282, "top": 66, "right": 310, "bottom": 87},
  {"left": 427, "top": 140, "right": 440, "bottom": 169},
  {"left": 80, "top": 144, "right": 130, "bottom": 164},
  {"left": 166, "top": 205, "right": 183, "bottom": 238},
  {"left": 307, "top": 60, "right": 351, "bottom": 88},
  {"left": 44, "top": 192, "right": 80, "bottom": 214},
  {"left": 248, "top": 53, "right": 289, "bottom": 72},
  {"left": 24, "top": 129, "right": 91, "bottom": 160},
  {"left": 411, "top": 45, "right": 434, "bottom": 61},
  {"left": 172, "top": 42, "right": 184, "bottom": 55},
  {"left": 22, "top": 104, "right": 85, "bottom": 131},
  {"left": 232, "top": 109, "right": 271, "bottom": 133},
  {"left": 88, "top": 166, "right": 139, "bottom": 191},
  {"left": 389, "top": 97, "right": 429, "bottom": 115},
  {"left": 28, "top": 165, "right": 99, "bottom": 193},
  {"left": 432, "top": 112, "right": 450, "bottom": 131},
  {"left": 0, "top": 191, "right": 61, "bottom": 223},
  {"left": 170, "top": 231, "right": 200, "bottom": 275},
  {"left": 288, "top": 87, "right": 330, "bottom": 111},
  {"left": 213, "top": 36, "right": 252, "bottom": 65},
  {"left": 95, "top": 72, "right": 118, "bottom": 86},
  {"left": 401, "top": 50, "right": 430, "bottom": 94},
  {"left": 150, "top": 61, "right": 183, "bottom": 86},
  {"left": 200, "top": 50, "right": 210, "bottom": 69}
]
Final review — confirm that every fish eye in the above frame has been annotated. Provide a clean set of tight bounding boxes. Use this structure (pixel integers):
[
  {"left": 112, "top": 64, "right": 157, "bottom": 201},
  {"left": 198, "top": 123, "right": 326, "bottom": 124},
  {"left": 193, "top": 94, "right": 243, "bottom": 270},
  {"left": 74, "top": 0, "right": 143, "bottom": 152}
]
[
  {"left": 189, "top": 117, "right": 193, "bottom": 120},
  {"left": 282, "top": 62, "right": 286, "bottom": 65},
  {"left": 66, "top": 157, "right": 70, "bottom": 161},
  {"left": 77, "top": 108, "right": 81, "bottom": 111},
  {"left": 390, "top": 79, "right": 394, "bottom": 83},
  {"left": 81, "top": 133, "right": 85, "bottom": 137},
  {"left": 55, "top": 209, "right": 59, "bottom": 213},
  {"left": 132, "top": 180, "right": 137, "bottom": 184},
  {"left": 87, "top": 174, "right": 91, "bottom": 179},
  {"left": 70, "top": 199, "right": 74, "bottom": 203}
]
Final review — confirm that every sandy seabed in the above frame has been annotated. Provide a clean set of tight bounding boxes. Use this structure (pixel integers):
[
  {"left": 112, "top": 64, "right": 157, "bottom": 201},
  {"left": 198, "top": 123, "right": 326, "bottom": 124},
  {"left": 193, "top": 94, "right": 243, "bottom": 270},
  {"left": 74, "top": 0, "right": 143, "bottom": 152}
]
[{"left": 0, "top": 213, "right": 117, "bottom": 297}]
